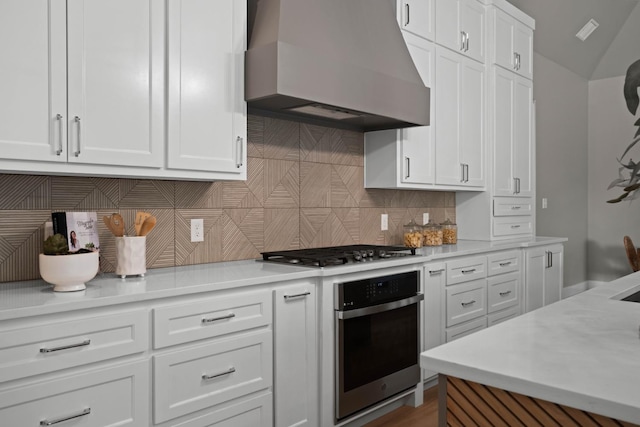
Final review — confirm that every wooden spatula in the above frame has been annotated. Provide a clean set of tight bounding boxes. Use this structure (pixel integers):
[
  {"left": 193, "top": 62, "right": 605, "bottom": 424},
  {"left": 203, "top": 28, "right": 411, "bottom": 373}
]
[
  {"left": 139, "top": 216, "right": 157, "bottom": 237},
  {"left": 110, "top": 213, "right": 125, "bottom": 237},
  {"left": 134, "top": 211, "right": 152, "bottom": 236},
  {"left": 103, "top": 216, "right": 117, "bottom": 236}
]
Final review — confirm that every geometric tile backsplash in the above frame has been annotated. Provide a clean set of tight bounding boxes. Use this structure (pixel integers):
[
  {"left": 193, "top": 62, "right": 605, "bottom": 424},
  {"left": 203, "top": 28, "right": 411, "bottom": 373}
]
[{"left": 0, "top": 114, "right": 455, "bottom": 283}]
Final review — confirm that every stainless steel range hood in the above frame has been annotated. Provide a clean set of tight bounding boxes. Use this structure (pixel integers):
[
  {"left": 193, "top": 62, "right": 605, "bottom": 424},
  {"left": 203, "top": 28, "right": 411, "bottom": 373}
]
[{"left": 245, "top": 0, "right": 430, "bottom": 132}]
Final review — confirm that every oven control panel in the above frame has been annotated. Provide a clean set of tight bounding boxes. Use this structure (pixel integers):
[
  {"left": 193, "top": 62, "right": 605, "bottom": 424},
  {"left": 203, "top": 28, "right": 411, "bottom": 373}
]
[{"left": 336, "top": 271, "right": 419, "bottom": 310}]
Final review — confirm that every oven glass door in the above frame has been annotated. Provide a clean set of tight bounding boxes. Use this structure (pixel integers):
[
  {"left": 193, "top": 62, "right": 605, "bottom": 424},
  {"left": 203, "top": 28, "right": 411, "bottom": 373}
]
[{"left": 336, "top": 301, "right": 420, "bottom": 420}]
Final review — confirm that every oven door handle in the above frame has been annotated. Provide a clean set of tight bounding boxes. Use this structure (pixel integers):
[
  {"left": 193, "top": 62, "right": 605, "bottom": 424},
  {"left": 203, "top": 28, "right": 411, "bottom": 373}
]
[{"left": 336, "top": 294, "right": 424, "bottom": 320}]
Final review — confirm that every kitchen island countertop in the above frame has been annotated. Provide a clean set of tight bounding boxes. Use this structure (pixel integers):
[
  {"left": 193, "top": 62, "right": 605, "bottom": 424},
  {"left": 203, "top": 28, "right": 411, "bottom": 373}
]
[{"left": 420, "top": 270, "right": 640, "bottom": 424}]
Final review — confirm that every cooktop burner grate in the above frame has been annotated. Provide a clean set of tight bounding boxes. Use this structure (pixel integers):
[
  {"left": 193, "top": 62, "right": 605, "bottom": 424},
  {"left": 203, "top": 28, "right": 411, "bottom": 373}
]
[{"left": 261, "top": 244, "right": 416, "bottom": 267}]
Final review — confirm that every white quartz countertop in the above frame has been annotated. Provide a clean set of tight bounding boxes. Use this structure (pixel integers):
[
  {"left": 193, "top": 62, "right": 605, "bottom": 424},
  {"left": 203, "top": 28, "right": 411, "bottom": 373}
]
[
  {"left": 0, "top": 237, "right": 567, "bottom": 321},
  {"left": 420, "top": 270, "right": 640, "bottom": 424}
]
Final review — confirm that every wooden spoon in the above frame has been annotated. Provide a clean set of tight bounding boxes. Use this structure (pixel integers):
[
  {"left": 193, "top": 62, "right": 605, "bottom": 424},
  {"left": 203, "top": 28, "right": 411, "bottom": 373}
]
[
  {"left": 110, "top": 213, "right": 125, "bottom": 237},
  {"left": 102, "top": 215, "right": 119, "bottom": 236},
  {"left": 134, "top": 211, "right": 152, "bottom": 236},
  {"left": 139, "top": 216, "right": 157, "bottom": 237}
]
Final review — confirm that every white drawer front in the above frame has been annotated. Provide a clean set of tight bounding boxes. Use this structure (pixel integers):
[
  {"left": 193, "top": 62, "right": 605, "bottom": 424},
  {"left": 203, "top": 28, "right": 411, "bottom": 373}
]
[
  {"left": 487, "top": 250, "right": 520, "bottom": 276},
  {"left": 445, "top": 317, "right": 487, "bottom": 343},
  {"left": 0, "top": 309, "right": 147, "bottom": 383},
  {"left": 488, "top": 306, "right": 520, "bottom": 327},
  {"left": 446, "top": 279, "right": 487, "bottom": 327},
  {"left": 153, "top": 290, "right": 272, "bottom": 349},
  {"left": 487, "top": 272, "right": 519, "bottom": 313},
  {"left": 493, "top": 197, "right": 533, "bottom": 216},
  {"left": 446, "top": 256, "right": 487, "bottom": 285},
  {"left": 493, "top": 216, "right": 533, "bottom": 237},
  {"left": 154, "top": 330, "right": 272, "bottom": 423},
  {"left": 0, "top": 360, "right": 148, "bottom": 426},
  {"left": 157, "top": 393, "right": 273, "bottom": 427}
]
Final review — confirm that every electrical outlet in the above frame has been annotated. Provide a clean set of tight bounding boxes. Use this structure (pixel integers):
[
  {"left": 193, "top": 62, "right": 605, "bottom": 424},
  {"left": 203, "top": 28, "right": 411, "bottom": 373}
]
[
  {"left": 542, "top": 198, "right": 548, "bottom": 209},
  {"left": 381, "top": 214, "right": 388, "bottom": 231},
  {"left": 423, "top": 212, "right": 430, "bottom": 225},
  {"left": 191, "top": 218, "right": 204, "bottom": 242}
]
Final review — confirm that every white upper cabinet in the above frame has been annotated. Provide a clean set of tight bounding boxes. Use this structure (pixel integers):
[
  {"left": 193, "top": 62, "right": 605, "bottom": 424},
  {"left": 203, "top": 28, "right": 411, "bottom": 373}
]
[
  {"left": 167, "top": 0, "right": 246, "bottom": 176},
  {"left": 435, "top": 0, "right": 486, "bottom": 63},
  {"left": 493, "top": 66, "right": 533, "bottom": 197},
  {"left": 493, "top": 7, "right": 533, "bottom": 80},
  {"left": 435, "top": 46, "right": 485, "bottom": 188},
  {"left": 398, "top": 0, "right": 435, "bottom": 41}
]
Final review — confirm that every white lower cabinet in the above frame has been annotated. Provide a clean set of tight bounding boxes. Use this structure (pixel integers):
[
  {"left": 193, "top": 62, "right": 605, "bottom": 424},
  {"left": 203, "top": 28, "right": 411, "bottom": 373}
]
[
  {"left": 0, "top": 360, "right": 149, "bottom": 426},
  {"left": 423, "top": 262, "right": 446, "bottom": 379},
  {"left": 273, "top": 283, "right": 318, "bottom": 427},
  {"left": 524, "top": 244, "right": 564, "bottom": 312}
]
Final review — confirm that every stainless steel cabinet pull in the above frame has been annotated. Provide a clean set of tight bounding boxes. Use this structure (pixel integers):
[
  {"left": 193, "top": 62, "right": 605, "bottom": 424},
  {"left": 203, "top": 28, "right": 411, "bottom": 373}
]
[
  {"left": 465, "top": 164, "right": 469, "bottom": 182},
  {"left": 55, "top": 114, "right": 63, "bottom": 155},
  {"left": 405, "top": 3, "right": 410, "bottom": 26},
  {"left": 499, "top": 290, "right": 512, "bottom": 296},
  {"left": 460, "top": 31, "right": 466, "bottom": 51},
  {"left": 465, "top": 32, "right": 470, "bottom": 52},
  {"left": 236, "top": 136, "right": 244, "bottom": 168},
  {"left": 40, "top": 339, "right": 90, "bottom": 353},
  {"left": 461, "top": 300, "right": 476, "bottom": 307},
  {"left": 514, "top": 178, "right": 518, "bottom": 194},
  {"left": 461, "top": 268, "right": 476, "bottom": 274},
  {"left": 499, "top": 261, "right": 511, "bottom": 267},
  {"left": 202, "top": 313, "right": 235, "bottom": 324},
  {"left": 546, "top": 251, "right": 553, "bottom": 268},
  {"left": 405, "top": 156, "right": 410, "bottom": 179},
  {"left": 429, "top": 268, "right": 445, "bottom": 275},
  {"left": 460, "top": 163, "right": 465, "bottom": 182},
  {"left": 202, "top": 367, "right": 235, "bottom": 380},
  {"left": 40, "top": 408, "right": 91, "bottom": 426},
  {"left": 516, "top": 53, "right": 521, "bottom": 70},
  {"left": 511, "top": 206, "right": 521, "bottom": 210},
  {"left": 284, "top": 291, "right": 311, "bottom": 300},
  {"left": 511, "top": 225, "right": 521, "bottom": 229},
  {"left": 73, "top": 116, "right": 81, "bottom": 157},
  {"left": 516, "top": 177, "right": 521, "bottom": 194}
]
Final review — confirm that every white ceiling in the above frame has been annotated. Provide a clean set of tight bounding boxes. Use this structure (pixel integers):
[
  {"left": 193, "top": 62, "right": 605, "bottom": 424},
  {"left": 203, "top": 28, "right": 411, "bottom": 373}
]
[{"left": 506, "top": 0, "right": 639, "bottom": 79}]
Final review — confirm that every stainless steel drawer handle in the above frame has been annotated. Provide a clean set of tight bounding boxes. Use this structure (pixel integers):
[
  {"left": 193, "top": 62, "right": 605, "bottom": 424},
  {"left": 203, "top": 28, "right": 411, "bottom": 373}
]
[
  {"left": 429, "top": 268, "right": 445, "bottom": 275},
  {"left": 55, "top": 114, "right": 63, "bottom": 155},
  {"left": 40, "top": 408, "right": 91, "bottom": 426},
  {"left": 461, "top": 300, "right": 476, "bottom": 307},
  {"left": 405, "top": 157, "right": 411, "bottom": 179},
  {"left": 499, "top": 261, "right": 511, "bottom": 267},
  {"left": 405, "top": 3, "right": 410, "bottom": 26},
  {"left": 236, "top": 136, "right": 243, "bottom": 168},
  {"left": 284, "top": 291, "right": 311, "bottom": 300},
  {"left": 40, "top": 339, "right": 91, "bottom": 353},
  {"left": 511, "top": 206, "right": 521, "bottom": 210},
  {"left": 511, "top": 225, "right": 521, "bottom": 229},
  {"left": 461, "top": 268, "right": 476, "bottom": 274},
  {"left": 499, "top": 290, "right": 512, "bottom": 296},
  {"left": 73, "top": 116, "right": 81, "bottom": 157},
  {"left": 202, "top": 367, "right": 236, "bottom": 381},
  {"left": 202, "top": 313, "right": 235, "bottom": 324}
]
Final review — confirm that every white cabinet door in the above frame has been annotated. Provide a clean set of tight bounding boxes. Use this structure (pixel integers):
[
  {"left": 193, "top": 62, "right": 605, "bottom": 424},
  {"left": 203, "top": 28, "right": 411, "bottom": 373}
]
[
  {"left": 435, "top": 0, "right": 485, "bottom": 63},
  {"left": 493, "top": 8, "right": 533, "bottom": 80},
  {"left": 524, "top": 245, "right": 563, "bottom": 312},
  {"left": 398, "top": 0, "right": 435, "bottom": 41},
  {"left": 401, "top": 35, "right": 435, "bottom": 185},
  {"left": 493, "top": 67, "right": 533, "bottom": 197},
  {"left": 167, "top": 0, "right": 247, "bottom": 175},
  {"left": 423, "top": 263, "right": 445, "bottom": 380},
  {"left": 273, "top": 283, "right": 318, "bottom": 427},
  {"left": 0, "top": 0, "right": 66, "bottom": 162},
  {"left": 67, "top": 0, "right": 164, "bottom": 167},
  {"left": 435, "top": 46, "right": 485, "bottom": 188}
]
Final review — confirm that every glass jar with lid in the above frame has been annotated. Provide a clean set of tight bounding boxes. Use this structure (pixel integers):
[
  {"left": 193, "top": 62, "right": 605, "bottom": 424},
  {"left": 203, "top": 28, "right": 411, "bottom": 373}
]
[
  {"left": 403, "top": 219, "right": 423, "bottom": 248},
  {"left": 441, "top": 218, "right": 458, "bottom": 244},
  {"left": 422, "top": 220, "right": 443, "bottom": 246}
]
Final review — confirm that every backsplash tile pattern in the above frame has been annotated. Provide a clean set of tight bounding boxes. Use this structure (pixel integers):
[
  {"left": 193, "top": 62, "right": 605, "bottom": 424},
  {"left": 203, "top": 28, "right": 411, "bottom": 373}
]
[{"left": 0, "top": 115, "right": 455, "bottom": 283}]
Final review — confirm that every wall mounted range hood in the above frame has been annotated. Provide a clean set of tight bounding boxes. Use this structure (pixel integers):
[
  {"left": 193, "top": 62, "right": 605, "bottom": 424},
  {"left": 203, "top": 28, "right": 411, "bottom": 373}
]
[{"left": 245, "top": 0, "right": 430, "bottom": 132}]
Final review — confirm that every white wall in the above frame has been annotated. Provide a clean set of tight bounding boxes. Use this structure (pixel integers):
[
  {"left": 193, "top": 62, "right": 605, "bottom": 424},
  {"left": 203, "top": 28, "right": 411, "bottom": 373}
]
[
  {"left": 588, "top": 76, "right": 640, "bottom": 281},
  {"left": 533, "top": 53, "right": 589, "bottom": 288}
]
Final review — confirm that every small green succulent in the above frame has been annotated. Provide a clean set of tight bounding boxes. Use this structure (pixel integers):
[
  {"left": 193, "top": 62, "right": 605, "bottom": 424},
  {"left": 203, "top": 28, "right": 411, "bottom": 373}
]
[{"left": 43, "top": 233, "right": 70, "bottom": 255}]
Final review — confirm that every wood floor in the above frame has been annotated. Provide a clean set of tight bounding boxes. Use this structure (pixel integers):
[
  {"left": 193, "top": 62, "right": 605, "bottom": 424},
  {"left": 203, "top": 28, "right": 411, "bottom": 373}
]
[{"left": 364, "top": 386, "right": 439, "bottom": 427}]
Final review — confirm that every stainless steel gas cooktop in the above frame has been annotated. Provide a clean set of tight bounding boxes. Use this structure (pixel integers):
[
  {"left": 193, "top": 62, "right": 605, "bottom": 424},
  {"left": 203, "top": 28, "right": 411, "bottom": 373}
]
[{"left": 260, "top": 244, "right": 416, "bottom": 267}]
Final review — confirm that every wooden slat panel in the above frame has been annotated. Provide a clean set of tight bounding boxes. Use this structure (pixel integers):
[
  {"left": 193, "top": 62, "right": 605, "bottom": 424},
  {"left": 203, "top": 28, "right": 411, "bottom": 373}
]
[{"left": 445, "top": 376, "right": 640, "bottom": 427}]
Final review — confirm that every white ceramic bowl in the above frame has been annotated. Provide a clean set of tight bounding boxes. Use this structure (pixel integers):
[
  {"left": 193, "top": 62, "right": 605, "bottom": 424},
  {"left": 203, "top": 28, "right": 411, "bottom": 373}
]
[{"left": 39, "top": 251, "right": 99, "bottom": 292}]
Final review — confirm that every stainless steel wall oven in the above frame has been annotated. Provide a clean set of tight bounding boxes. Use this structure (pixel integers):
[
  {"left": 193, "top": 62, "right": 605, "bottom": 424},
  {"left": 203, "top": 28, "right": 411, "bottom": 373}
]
[{"left": 335, "top": 270, "right": 423, "bottom": 421}]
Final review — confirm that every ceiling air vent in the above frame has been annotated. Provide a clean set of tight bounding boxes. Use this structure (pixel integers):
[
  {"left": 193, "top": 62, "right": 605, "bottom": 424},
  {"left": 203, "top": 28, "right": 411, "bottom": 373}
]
[{"left": 576, "top": 19, "right": 599, "bottom": 41}]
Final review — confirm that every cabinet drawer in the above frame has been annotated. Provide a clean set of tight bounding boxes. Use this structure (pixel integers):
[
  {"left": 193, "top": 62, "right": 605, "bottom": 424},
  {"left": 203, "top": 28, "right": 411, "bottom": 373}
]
[
  {"left": 153, "top": 290, "right": 272, "bottom": 349},
  {"left": 493, "top": 197, "right": 533, "bottom": 216},
  {"left": 154, "top": 330, "right": 272, "bottom": 423},
  {"left": 487, "top": 250, "right": 520, "bottom": 276},
  {"left": 157, "top": 392, "right": 273, "bottom": 427},
  {"left": 488, "top": 272, "right": 519, "bottom": 313},
  {"left": 0, "top": 360, "right": 148, "bottom": 426},
  {"left": 0, "top": 309, "right": 147, "bottom": 383},
  {"left": 445, "top": 317, "right": 486, "bottom": 342},
  {"left": 493, "top": 216, "right": 533, "bottom": 237},
  {"left": 445, "top": 279, "right": 487, "bottom": 327},
  {"left": 446, "top": 256, "right": 487, "bottom": 285},
  {"left": 488, "top": 306, "right": 520, "bottom": 327}
]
